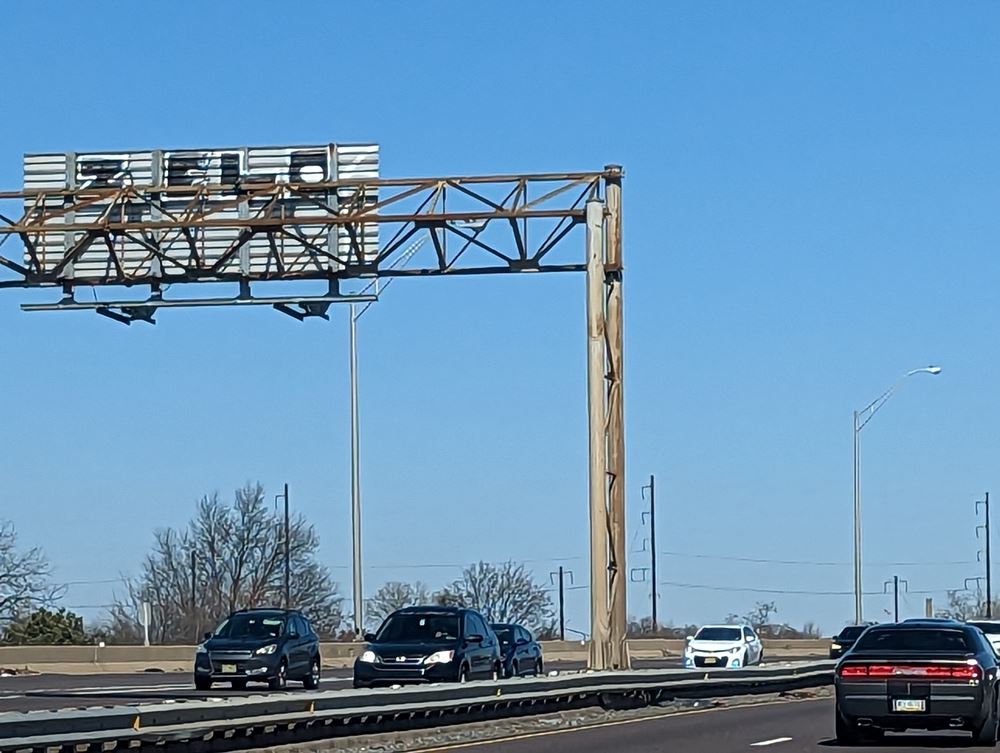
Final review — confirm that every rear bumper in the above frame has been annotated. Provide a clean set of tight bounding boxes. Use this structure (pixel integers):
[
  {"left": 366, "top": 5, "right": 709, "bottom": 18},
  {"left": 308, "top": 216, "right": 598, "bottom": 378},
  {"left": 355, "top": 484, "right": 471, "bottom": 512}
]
[{"left": 836, "top": 681, "right": 988, "bottom": 730}]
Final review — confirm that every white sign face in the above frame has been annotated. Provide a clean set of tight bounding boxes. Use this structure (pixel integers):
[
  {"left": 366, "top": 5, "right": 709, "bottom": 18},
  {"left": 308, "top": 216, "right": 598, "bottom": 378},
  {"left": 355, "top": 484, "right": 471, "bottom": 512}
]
[{"left": 22, "top": 143, "right": 379, "bottom": 281}]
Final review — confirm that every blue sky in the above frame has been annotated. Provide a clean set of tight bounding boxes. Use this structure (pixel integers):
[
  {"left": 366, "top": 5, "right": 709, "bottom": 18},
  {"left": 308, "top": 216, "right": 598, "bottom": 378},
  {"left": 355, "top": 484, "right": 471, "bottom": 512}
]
[{"left": 1, "top": 1, "right": 998, "bottom": 637}]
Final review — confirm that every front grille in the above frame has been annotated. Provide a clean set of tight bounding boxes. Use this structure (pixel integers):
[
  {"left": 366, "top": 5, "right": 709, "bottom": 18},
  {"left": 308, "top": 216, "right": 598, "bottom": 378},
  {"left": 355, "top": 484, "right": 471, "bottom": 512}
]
[
  {"left": 379, "top": 655, "right": 423, "bottom": 666},
  {"left": 694, "top": 655, "right": 730, "bottom": 668},
  {"left": 210, "top": 651, "right": 254, "bottom": 661}
]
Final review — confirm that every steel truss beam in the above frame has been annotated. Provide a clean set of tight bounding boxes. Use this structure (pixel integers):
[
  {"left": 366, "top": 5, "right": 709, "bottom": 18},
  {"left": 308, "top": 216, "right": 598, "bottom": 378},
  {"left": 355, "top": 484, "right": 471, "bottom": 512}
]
[{"left": 0, "top": 166, "right": 627, "bottom": 670}]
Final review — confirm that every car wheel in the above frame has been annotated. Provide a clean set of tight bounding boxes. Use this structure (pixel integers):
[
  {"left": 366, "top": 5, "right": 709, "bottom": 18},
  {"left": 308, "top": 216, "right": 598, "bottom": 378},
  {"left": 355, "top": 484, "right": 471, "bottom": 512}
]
[
  {"left": 535, "top": 658, "right": 544, "bottom": 676},
  {"left": 492, "top": 662, "right": 501, "bottom": 682},
  {"left": 303, "top": 658, "right": 321, "bottom": 690},
  {"left": 459, "top": 665, "right": 469, "bottom": 683},
  {"left": 352, "top": 678, "right": 366, "bottom": 690},
  {"left": 230, "top": 680, "right": 247, "bottom": 690},
  {"left": 973, "top": 694, "right": 999, "bottom": 746},
  {"left": 194, "top": 676, "right": 212, "bottom": 691},
  {"left": 835, "top": 711, "right": 862, "bottom": 745},
  {"left": 511, "top": 660, "right": 519, "bottom": 678},
  {"left": 742, "top": 650, "right": 749, "bottom": 668},
  {"left": 268, "top": 660, "right": 288, "bottom": 691}
]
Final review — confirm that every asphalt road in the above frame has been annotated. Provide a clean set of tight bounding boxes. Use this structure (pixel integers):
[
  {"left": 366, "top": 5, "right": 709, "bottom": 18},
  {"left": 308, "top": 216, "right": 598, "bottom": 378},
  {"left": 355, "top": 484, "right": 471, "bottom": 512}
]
[
  {"left": 429, "top": 699, "right": 987, "bottom": 752},
  {"left": 0, "top": 656, "right": 819, "bottom": 713}
]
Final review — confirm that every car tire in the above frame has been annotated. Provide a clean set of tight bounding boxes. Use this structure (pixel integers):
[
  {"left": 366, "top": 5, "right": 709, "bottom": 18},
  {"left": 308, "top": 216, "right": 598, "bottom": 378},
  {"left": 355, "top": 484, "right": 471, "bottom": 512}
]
[
  {"left": 230, "top": 680, "right": 247, "bottom": 690},
  {"left": 303, "top": 658, "right": 321, "bottom": 690},
  {"left": 535, "top": 658, "right": 544, "bottom": 676},
  {"left": 492, "top": 662, "right": 501, "bottom": 682},
  {"left": 268, "top": 660, "right": 288, "bottom": 691},
  {"left": 742, "top": 650, "right": 749, "bottom": 669},
  {"left": 511, "top": 660, "right": 519, "bottom": 678},
  {"left": 973, "top": 695, "right": 999, "bottom": 746},
  {"left": 835, "top": 711, "right": 862, "bottom": 745},
  {"left": 459, "top": 665, "right": 469, "bottom": 683},
  {"left": 352, "top": 678, "right": 366, "bottom": 690},
  {"left": 194, "top": 676, "right": 212, "bottom": 691}
]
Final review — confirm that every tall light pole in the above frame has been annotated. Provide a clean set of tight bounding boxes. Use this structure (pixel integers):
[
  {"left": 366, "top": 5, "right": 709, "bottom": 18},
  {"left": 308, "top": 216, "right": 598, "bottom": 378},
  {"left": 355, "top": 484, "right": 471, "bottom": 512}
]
[{"left": 853, "top": 366, "right": 942, "bottom": 624}]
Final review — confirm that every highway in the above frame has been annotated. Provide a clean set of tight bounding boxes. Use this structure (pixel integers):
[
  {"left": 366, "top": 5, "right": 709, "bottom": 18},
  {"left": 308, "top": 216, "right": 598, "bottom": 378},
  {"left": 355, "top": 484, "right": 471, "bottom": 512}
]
[{"left": 428, "top": 699, "right": 982, "bottom": 752}]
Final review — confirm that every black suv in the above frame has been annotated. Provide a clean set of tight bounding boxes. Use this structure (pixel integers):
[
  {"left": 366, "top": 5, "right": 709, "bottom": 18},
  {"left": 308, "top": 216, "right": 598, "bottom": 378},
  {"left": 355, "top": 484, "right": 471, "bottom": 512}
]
[
  {"left": 194, "top": 608, "right": 321, "bottom": 691},
  {"left": 353, "top": 606, "right": 501, "bottom": 688},
  {"left": 829, "top": 622, "right": 875, "bottom": 659}
]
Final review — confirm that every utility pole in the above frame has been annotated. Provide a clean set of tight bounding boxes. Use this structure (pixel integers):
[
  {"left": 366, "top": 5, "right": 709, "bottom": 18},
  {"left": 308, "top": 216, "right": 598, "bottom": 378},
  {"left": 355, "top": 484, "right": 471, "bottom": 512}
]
[
  {"left": 550, "top": 568, "right": 573, "bottom": 641},
  {"left": 641, "top": 475, "right": 658, "bottom": 632},
  {"left": 283, "top": 483, "right": 290, "bottom": 609},
  {"left": 190, "top": 550, "right": 197, "bottom": 642},
  {"left": 978, "top": 493, "right": 992, "bottom": 618},
  {"left": 883, "top": 576, "right": 908, "bottom": 622}
]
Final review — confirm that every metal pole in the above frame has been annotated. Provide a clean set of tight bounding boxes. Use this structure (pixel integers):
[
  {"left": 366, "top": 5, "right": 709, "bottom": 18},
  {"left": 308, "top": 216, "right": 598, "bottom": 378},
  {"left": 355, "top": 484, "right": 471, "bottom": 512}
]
[
  {"left": 283, "top": 483, "right": 291, "bottom": 610},
  {"left": 604, "top": 166, "right": 628, "bottom": 670},
  {"left": 649, "top": 474, "right": 658, "bottom": 633},
  {"left": 190, "top": 550, "right": 197, "bottom": 643},
  {"left": 853, "top": 410, "right": 863, "bottom": 624},
  {"left": 987, "top": 493, "right": 992, "bottom": 618},
  {"left": 558, "top": 566, "right": 566, "bottom": 641},
  {"left": 585, "top": 197, "right": 610, "bottom": 671},
  {"left": 349, "top": 304, "right": 364, "bottom": 635},
  {"left": 894, "top": 575, "right": 899, "bottom": 622}
]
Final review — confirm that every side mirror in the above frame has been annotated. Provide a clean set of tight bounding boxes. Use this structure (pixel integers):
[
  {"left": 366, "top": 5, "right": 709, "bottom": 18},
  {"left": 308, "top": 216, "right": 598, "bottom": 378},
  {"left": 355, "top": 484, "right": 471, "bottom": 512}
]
[
  {"left": 203, "top": 632, "right": 213, "bottom": 641},
  {"left": 685, "top": 635, "right": 694, "bottom": 642},
  {"left": 467, "top": 633, "right": 485, "bottom": 644},
  {"left": 363, "top": 632, "right": 377, "bottom": 642}
]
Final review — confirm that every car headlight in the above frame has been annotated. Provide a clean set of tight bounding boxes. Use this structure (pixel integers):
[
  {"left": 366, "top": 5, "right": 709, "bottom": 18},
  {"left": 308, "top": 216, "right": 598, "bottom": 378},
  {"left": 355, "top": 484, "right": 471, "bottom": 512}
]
[
  {"left": 423, "top": 650, "right": 455, "bottom": 665},
  {"left": 359, "top": 650, "right": 377, "bottom": 663},
  {"left": 831, "top": 643, "right": 842, "bottom": 650},
  {"left": 196, "top": 644, "right": 208, "bottom": 655},
  {"left": 254, "top": 644, "right": 277, "bottom": 656},
  {"left": 730, "top": 646, "right": 744, "bottom": 654}
]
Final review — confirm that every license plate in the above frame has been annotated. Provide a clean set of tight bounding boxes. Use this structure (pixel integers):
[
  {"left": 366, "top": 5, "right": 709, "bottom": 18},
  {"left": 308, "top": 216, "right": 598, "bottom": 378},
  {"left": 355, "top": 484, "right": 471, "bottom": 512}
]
[
  {"left": 221, "top": 664, "right": 237, "bottom": 674},
  {"left": 703, "top": 657, "right": 717, "bottom": 664},
  {"left": 893, "top": 698, "right": 926, "bottom": 713}
]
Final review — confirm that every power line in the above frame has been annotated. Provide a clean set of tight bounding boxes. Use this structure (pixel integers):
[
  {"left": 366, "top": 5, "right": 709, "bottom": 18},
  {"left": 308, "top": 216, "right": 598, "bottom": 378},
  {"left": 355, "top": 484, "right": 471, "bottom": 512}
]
[
  {"left": 660, "top": 551, "right": 975, "bottom": 568},
  {"left": 660, "top": 580, "right": 958, "bottom": 597}
]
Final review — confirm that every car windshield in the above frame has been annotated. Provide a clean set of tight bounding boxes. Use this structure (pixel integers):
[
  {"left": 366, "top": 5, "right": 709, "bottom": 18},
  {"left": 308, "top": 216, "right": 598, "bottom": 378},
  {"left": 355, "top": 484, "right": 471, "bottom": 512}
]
[
  {"left": 695, "top": 627, "right": 742, "bottom": 642},
  {"left": 493, "top": 626, "right": 514, "bottom": 645},
  {"left": 213, "top": 613, "right": 284, "bottom": 640},
  {"left": 970, "top": 622, "right": 1000, "bottom": 636},
  {"left": 854, "top": 628, "right": 973, "bottom": 653},
  {"left": 376, "top": 613, "right": 460, "bottom": 643},
  {"left": 838, "top": 625, "right": 868, "bottom": 641}
]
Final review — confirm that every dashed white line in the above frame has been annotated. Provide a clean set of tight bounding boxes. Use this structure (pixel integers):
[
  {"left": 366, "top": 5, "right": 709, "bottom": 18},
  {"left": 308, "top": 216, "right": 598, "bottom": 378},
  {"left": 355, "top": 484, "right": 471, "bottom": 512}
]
[{"left": 750, "top": 738, "right": 792, "bottom": 747}]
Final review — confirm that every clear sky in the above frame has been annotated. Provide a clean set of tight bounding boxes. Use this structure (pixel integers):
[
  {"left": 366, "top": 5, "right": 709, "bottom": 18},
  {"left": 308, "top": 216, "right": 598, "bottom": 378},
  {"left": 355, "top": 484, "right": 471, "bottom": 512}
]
[{"left": 1, "top": 1, "right": 998, "bottom": 637}]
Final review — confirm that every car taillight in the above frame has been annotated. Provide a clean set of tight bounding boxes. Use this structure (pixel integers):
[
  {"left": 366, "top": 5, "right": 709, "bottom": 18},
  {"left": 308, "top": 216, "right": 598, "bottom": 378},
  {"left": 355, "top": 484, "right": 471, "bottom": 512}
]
[{"left": 838, "top": 663, "right": 982, "bottom": 680}]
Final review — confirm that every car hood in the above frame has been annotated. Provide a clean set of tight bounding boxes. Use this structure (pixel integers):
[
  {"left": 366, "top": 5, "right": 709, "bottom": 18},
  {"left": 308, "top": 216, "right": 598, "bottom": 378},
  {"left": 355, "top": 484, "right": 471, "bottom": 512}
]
[
  {"left": 688, "top": 640, "right": 744, "bottom": 653},
  {"left": 204, "top": 638, "right": 276, "bottom": 652},
  {"left": 366, "top": 641, "right": 458, "bottom": 658}
]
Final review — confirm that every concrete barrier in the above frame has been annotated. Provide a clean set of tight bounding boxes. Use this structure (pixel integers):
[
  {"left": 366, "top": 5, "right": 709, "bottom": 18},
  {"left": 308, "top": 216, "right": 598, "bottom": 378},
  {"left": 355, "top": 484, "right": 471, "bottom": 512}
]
[{"left": 0, "top": 638, "right": 829, "bottom": 674}]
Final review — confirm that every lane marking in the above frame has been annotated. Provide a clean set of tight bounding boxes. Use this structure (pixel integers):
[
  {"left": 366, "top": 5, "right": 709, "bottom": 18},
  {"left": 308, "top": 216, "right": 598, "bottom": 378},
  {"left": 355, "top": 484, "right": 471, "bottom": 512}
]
[
  {"left": 750, "top": 738, "right": 792, "bottom": 747},
  {"left": 413, "top": 697, "right": 826, "bottom": 752}
]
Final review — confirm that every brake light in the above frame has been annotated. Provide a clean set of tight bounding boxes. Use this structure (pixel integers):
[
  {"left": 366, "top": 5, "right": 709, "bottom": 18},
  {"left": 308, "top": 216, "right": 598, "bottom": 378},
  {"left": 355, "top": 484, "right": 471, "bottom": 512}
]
[{"left": 838, "top": 663, "right": 982, "bottom": 680}]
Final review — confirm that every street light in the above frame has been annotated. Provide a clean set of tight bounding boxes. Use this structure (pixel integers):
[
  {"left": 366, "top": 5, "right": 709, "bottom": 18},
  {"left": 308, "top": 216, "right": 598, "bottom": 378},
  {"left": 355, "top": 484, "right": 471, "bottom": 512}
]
[{"left": 853, "top": 365, "right": 942, "bottom": 624}]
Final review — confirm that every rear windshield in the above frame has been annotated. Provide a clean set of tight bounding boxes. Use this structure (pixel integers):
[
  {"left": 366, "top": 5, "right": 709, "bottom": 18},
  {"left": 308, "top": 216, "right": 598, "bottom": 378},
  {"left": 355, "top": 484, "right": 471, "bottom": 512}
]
[
  {"left": 837, "top": 625, "right": 868, "bottom": 641},
  {"left": 970, "top": 622, "right": 1000, "bottom": 636},
  {"left": 375, "top": 613, "right": 460, "bottom": 643},
  {"left": 695, "top": 627, "right": 742, "bottom": 642},
  {"left": 492, "top": 626, "right": 514, "bottom": 644},
  {"left": 854, "top": 628, "right": 974, "bottom": 653}
]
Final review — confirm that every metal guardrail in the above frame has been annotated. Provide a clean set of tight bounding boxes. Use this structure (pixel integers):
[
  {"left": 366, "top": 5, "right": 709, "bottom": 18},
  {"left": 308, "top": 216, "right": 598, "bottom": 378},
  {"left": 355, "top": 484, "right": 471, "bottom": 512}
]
[{"left": 0, "top": 661, "right": 835, "bottom": 752}]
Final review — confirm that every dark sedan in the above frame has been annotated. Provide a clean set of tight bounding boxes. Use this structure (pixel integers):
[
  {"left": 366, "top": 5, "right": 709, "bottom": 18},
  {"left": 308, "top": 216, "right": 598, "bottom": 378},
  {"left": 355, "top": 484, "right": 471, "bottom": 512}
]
[
  {"left": 491, "top": 623, "right": 544, "bottom": 678},
  {"left": 829, "top": 622, "right": 875, "bottom": 659},
  {"left": 353, "top": 606, "right": 501, "bottom": 688},
  {"left": 835, "top": 619, "right": 1000, "bottom": 745}
]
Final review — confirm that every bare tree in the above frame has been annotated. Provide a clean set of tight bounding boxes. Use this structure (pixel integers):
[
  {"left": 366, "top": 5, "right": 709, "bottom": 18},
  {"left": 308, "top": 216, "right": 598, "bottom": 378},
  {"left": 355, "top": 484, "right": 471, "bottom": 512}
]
[
  {"left": 366, "top": 581, "right": 431, "bottom": 628},
  {"left": 434, "top": 561, "right": 553, "bottom": 631},
  {"left": 936, "top": 590, "right": 993, "bottom": 621},
  {"left": 0, "top": 522, "right": 61, "bottom": 626},
  {"left": 110, "top": 483, "right": 343, "bottom": 643}
]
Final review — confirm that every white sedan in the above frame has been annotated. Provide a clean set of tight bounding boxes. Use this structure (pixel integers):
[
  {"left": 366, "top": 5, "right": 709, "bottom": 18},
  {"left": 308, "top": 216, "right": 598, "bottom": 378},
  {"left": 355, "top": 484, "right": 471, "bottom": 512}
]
[{"left": 683, "top": 624, "right": 763, "bottom": 669}]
